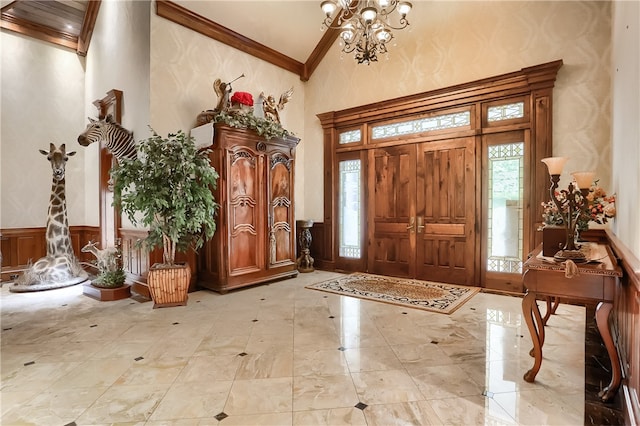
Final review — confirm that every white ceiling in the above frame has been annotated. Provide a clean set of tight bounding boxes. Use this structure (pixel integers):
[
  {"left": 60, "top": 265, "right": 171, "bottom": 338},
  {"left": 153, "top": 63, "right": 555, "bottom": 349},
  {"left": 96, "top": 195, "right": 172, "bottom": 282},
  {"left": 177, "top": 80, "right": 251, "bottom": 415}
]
[{"left": 174, "top": 1, "right": 326, "bottom": 63}]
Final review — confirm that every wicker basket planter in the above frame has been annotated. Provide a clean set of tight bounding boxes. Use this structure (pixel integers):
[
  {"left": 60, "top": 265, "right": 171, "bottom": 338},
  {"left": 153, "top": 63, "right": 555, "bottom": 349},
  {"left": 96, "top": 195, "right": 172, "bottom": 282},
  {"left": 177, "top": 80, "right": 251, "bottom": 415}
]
[{"left": 147, "top": 263, "right": 191, "bottom": 308}]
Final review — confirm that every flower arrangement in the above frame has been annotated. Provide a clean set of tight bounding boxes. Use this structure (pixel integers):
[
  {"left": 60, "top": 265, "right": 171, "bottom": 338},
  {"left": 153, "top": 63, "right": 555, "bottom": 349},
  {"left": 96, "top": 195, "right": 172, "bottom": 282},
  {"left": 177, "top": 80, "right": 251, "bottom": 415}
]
[
  {"left": 541, "top": 181, "right": 616, "bottom": 231},
  {"left": 579, "top": 183, "right": 616, "bottom": 230},
  {"left": 230, "top": 91, "right": 254, "bottom": 107},
  {"left": 541, "top": 197, "right": 564, "bottom": 226}
]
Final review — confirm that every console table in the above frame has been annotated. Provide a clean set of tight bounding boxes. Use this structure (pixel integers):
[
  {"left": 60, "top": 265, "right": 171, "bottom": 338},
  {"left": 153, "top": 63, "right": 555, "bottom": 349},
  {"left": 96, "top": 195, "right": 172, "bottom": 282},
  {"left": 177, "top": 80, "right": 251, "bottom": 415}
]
[{"left": 522, "top": 243, "right": 622, "bottom": 401}]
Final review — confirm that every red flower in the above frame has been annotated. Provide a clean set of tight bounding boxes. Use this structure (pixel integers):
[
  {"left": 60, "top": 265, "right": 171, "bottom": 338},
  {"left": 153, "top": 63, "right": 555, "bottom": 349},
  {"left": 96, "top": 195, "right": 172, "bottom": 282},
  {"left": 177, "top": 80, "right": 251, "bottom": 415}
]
[{"left": 231, "top": 92, "right": 253, "bottom": 106}]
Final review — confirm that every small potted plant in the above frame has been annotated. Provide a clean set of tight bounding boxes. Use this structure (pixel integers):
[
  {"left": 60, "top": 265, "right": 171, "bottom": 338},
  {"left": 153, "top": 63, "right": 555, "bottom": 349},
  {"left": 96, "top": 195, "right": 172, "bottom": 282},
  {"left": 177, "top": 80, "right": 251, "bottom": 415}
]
[
  {"left": 82, "top": 240, "right": 126, "bottom": 288},
  {"left": 111, "top": 129, "right": 219, "bottom": 308}
]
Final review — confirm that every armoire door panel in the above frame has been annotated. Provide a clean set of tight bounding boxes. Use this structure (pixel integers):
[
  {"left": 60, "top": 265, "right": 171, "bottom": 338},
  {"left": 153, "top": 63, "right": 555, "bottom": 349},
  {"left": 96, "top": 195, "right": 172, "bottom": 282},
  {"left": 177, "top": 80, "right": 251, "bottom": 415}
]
[
  {"left": 368, "top": 146, "right": 416, "bottom": 278},
  {"left": 416, "top": 138, "right": 475, "bottom": 285},
  {"left": 228, "top": 148, "right": 264, "bottom": 275},
  {"left": 269, "top": 153, "right": 294, "bottom": 265}
]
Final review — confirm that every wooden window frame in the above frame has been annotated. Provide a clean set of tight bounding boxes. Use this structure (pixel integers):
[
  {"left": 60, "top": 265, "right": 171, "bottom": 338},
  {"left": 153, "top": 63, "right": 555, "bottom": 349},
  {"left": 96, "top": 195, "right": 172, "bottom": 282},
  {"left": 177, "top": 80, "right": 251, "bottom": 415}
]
[
  {"left": 334, "top": 150, "right": 368, "bottom": 272},
  {"left": 482, "top": 95, "right": 530, "bottom": 130},
  {"left": 317, "top": 60, "right": 563, "bottom": 281}
]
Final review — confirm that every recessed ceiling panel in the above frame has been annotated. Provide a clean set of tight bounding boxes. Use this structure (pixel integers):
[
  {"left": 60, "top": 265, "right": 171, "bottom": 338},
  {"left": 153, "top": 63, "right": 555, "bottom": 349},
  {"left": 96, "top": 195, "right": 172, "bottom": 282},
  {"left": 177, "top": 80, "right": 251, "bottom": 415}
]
[{"left": 2, "top": 0, "right": 87, "bottom": 36}]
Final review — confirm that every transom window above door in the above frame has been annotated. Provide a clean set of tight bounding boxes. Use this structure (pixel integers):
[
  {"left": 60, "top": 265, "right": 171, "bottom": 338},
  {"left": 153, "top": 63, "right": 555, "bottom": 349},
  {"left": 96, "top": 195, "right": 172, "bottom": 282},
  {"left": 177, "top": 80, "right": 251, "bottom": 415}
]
[{"left": 371, "top": 110, "right": 471, "bottom": 140}]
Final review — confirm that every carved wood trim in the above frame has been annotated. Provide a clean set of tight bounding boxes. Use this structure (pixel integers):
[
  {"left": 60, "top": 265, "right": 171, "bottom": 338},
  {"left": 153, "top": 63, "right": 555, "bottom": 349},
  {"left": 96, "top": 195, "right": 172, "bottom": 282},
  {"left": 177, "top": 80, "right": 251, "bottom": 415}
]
[
  {"left": 318, "top": 60, "right": 564, "bottom": 128},
  {"left": 0, "top": 13, "right": 77, "bottom": 50},
  {"left": 91, "top": 90, "right": 124, "bottom": 251},
  {"left": 302, "top": 25, "right": 340, "bottom": 82},
  {"left": 156, "top": 0, "right": 304, "bottom": 78},
  {"left": 77, "top": 0, "right": 101, "bottom": 56},
  {"left": 92, "top": 89, "right": 123, "bottom": 122}
]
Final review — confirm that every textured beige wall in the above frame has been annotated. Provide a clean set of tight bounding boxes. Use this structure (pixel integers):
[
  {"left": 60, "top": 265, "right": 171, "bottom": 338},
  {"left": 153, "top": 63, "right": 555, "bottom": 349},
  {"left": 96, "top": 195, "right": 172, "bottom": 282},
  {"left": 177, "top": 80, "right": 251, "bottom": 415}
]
[
  {"left": 1, "top": 1, "right": 625, "bottom": 247},
  {"left": 150, "top": 12, "right": 306, "bottom": 217},
  {"left": 0, "top": 33, "right": 86, "bottom": 228},
  {"left": 611, "top": 0, "right": 640, "bottom": 256},
  {"left": 83, "top": 0, "right": 151, "bottom": 226},
  {"left": 304, "top": 1, "right": 613, "bottom": 222}
]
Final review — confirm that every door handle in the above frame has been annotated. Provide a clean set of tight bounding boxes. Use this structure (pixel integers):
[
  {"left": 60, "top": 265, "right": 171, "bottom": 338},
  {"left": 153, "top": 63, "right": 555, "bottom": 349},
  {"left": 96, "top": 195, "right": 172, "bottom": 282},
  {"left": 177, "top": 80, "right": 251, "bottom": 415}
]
[
  {"left": 406, "top": 217, "right": 415, "bottom": 233},
  {"left": 417, "top": 216, "right": 425, "bottom": 233}
]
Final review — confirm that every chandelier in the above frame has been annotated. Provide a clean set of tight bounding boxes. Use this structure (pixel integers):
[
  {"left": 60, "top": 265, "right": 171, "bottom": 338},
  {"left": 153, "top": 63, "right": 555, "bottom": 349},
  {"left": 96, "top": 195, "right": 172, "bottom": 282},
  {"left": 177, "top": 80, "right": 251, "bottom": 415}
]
[{"left": 320, "top": 0, "right": 413, "bottom": 65}]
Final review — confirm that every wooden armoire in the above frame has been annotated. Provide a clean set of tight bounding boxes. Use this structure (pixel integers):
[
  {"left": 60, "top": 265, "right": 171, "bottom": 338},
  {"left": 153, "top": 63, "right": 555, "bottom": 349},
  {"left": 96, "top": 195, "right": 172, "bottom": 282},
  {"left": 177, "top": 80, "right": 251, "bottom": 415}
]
[{"left": 198, "top": 123, "right": 300, "bottom": 293}]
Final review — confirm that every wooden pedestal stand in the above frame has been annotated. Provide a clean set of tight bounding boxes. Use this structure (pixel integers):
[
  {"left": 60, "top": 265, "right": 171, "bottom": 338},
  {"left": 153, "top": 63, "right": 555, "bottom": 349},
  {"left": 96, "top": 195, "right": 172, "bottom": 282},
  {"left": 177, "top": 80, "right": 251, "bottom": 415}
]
[{"left": 83, "top": 282, "right": 131, "bottom": 301}]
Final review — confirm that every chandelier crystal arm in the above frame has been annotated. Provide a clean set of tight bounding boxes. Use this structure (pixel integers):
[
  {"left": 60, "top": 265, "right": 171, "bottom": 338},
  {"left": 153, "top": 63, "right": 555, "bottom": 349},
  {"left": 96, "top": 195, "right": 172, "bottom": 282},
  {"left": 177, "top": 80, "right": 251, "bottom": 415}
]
[{"left": 379, "top": 17, "right": 409, "bottom": 31}]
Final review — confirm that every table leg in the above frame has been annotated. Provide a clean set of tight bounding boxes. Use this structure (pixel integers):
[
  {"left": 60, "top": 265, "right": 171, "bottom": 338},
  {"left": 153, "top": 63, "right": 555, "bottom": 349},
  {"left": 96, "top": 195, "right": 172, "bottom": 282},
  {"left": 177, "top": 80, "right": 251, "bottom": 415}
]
[
  {"left": 595, "top": 301, "right": 622, "bottom": 401},
  {"left": 523, "top": 291, "right": 545, "bottom": 382},
  {"left": 542, "top": 296, "right": 560, "bottom": 326}
]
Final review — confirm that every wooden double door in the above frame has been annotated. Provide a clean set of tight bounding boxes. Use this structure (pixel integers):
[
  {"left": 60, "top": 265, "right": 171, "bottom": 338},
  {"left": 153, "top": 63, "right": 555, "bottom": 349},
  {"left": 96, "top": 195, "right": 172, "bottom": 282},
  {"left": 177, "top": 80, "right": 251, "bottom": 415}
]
[{"left": 367, "top": 137, "right": 476, "bottom": 285}]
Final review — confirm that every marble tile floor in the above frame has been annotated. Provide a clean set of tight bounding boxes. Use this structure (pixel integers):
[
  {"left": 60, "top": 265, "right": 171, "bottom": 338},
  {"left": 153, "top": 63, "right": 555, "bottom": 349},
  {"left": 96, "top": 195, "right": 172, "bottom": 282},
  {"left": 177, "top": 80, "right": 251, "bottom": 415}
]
[{"left": 1, "top": 270, "right": 586, "bottom": 425}]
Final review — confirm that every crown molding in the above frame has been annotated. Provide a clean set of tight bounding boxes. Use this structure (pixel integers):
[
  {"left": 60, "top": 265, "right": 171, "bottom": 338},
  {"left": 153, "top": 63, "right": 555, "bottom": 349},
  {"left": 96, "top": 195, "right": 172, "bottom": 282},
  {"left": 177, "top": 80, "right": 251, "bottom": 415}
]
[
  {"left": 0, "top": 13, "right": 77, "bottom": 51},
  {"left": 77, "top": 0, "right": 101, "bottom": 56},
  {"left": 156, "top": 0, "right": 306, "bottom": 78}
]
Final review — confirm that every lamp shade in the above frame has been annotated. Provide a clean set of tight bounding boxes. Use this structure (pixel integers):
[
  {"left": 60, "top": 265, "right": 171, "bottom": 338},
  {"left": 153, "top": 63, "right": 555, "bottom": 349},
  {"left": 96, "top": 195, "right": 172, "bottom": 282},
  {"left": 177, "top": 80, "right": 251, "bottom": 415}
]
[
  {"left": 571, "top": 171, "right": 596, "bottom": 189},
  {"left": 375, "top": 28, "right": 392, "bottom": 42},
  {"left": 541, "top": 157, "right": 568, "bottom": 175},
  {"left": 398, "top": 2, "right": 412, "bottom": 16},
  {"left": 341, "top": 24, "right": 355, "bottom": 42},
  {"left": 361, "top": 7, "right": 377, "bottom": 23},
  {"left": 321, "top": 0, "right": 336, "bottom": 17}
]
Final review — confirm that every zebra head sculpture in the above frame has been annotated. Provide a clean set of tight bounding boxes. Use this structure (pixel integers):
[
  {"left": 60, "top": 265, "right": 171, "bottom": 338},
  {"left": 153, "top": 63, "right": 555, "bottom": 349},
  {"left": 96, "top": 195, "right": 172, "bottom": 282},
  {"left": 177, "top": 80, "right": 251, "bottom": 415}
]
[{"left": 77, "top": 114, "right": 137, "bottom": 160}]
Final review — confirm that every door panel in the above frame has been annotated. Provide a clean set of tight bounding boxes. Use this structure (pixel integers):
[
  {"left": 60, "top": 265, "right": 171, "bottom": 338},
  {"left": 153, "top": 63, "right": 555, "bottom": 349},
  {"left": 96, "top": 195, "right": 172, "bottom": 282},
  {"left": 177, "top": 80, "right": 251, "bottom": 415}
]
[
  {"left": 269, "top": 152, "right": 295, "bottom": 266},
  {"left": 416, "top": 138, "right": 476, "bottom": 285},
  {"left": 228, "top": 148, "right": 264, "bottom": 274},
  {"left": 367, "top": 146, "right": 416, "bottom": 278}
]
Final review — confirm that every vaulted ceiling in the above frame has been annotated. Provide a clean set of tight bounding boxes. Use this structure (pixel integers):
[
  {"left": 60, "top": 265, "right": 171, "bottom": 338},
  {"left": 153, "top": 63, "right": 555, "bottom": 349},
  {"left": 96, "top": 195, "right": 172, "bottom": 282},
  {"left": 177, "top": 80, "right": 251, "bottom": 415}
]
[
  {"left": 0, "top": 0, "right": 98, "bottom": 55},
  {"left": 0, "top": 0, "right": 338, "bottom": 80}
]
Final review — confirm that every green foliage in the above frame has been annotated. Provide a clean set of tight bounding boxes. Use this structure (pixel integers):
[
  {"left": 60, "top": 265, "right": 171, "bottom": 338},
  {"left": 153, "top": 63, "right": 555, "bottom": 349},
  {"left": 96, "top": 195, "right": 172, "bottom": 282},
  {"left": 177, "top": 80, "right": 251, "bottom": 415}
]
[
  {"left": 111, "top": 129, "right": 219, "bottom": 265},
  {"left": 213, "top": 110, "right": 291, "bottom": 140},
  {"left": 94, "top": 269, "right": 126, "bottom": 288}
]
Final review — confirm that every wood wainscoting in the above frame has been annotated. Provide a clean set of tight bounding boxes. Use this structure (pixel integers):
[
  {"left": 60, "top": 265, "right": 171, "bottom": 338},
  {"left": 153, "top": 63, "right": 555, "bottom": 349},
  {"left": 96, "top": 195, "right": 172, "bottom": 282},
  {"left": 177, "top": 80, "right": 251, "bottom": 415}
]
[
  {"left": 309, "top": 222, "right": 331, "bottom": 271},
  {"left": 607, "top": 229, "right": 640, "bottom": 425},
  {"left": 0, "top": 227, "right": 196, "bottom": 299},
  {"left": 0, "top": 226, "right": 100, "bottom": 281}
]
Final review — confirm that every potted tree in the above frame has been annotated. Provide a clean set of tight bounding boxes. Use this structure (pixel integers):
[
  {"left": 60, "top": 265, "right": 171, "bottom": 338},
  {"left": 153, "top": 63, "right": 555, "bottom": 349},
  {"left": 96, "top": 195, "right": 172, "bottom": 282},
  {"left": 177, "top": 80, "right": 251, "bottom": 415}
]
[{"left": 111, "top": 129, "right": 219, "bottom": 308}]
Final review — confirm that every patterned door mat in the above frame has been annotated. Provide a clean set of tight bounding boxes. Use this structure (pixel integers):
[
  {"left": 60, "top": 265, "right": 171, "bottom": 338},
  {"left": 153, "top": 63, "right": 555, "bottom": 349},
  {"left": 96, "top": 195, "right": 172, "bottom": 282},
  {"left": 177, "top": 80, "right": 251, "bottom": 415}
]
[{"left": 306, "top": 273, "right": 480, "bottom": 314}]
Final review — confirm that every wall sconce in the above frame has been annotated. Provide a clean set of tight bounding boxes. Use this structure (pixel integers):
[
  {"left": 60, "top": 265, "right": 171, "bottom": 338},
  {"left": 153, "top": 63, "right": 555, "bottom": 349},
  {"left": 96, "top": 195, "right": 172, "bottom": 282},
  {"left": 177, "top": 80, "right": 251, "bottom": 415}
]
[{"left": 541, "top": 157, "right": 595, "bottom": 262}]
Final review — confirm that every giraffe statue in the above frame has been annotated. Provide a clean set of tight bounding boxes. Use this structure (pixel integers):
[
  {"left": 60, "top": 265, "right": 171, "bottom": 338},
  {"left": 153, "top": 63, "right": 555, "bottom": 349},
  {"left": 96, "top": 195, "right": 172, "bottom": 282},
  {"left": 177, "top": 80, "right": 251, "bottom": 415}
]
[{"left": 11, "top": 143, "right": 88, "bottom": 292}]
